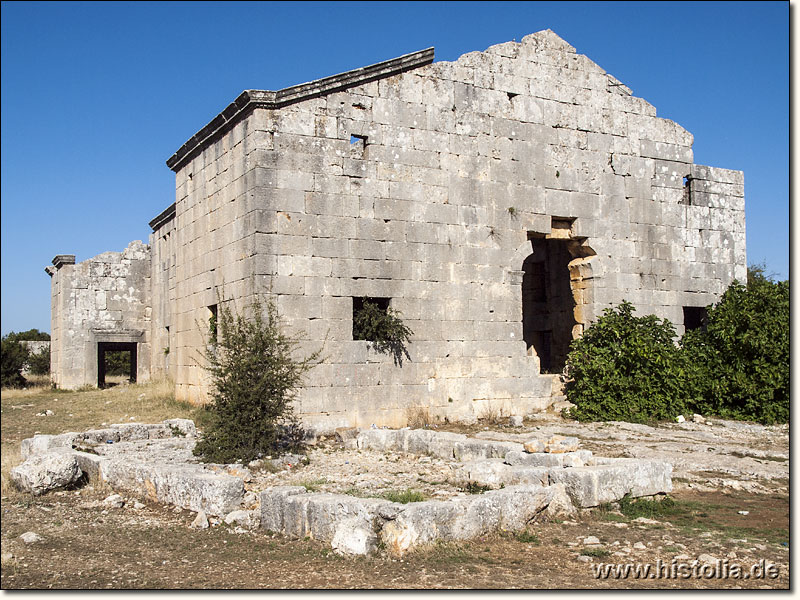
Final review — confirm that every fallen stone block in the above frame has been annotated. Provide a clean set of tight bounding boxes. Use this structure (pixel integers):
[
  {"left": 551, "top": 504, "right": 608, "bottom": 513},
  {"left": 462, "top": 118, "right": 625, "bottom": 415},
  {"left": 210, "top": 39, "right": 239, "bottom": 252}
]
[
  {"left": 356, "top": 429, "right": 400, "bottom": 451},
  {"left": 331, "top": 515, "right": 379, "bottom": 555},
  {"left": 20, "top": 433, "right": 79, "bottom": 459},
  {"left": 281, "top": 492, "right": 389, "bottom": 543},
  {"left": 77, "top": 429, "right": 121, "bottom": 445},
  {"left": 163, "top": 418, "right": 197, "bottom": 437},
  {"left": 260, "top": 486, "right": 308, "bottom": 533},
  {"left": 548, "top": 459, "right": 673, "bottom": 507},
  {"left": 523, "top": 439, "right": 546, "bottom": 453},
  {"left": 545, "top": 435, "right": 580, "bottom": 453},
  {"left": 454, "top": 459, "right": 513, "bottom": 489},
  {"left": 453, "top": 440, "right": 523, "bottom": 462},
  {"left": 224, "top": 509, "right": 260, "bottom": 530},
  {"left": 505, "top": 450, "right": 592, "bottom": 468},
  {"left": 508, "top": 415, "right": 524, "bottom": 427},
  {"left": 380, "top": 484, "right": 559, "bottom": 556},
  {"left": 99, "top": 459, "right": 245, "bottom": 516},
  {"left": 399, "top": 429, "right": 466, "bottom": 459},
  {"left": 10, "top": 452, "right": 83, "bottom": 495}
]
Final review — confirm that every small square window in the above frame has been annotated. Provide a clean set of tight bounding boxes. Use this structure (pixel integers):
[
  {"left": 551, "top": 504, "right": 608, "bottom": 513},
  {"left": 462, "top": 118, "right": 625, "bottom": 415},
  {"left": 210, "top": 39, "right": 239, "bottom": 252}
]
[
  {"left": 683, "top": 306, "right": 707, "bottom": 331},
  {"left": 353, "top": 297, "right": 390, "bottom": 341},
  {"left": 349, "top": 134, "right": 367, "bottom": 158}
]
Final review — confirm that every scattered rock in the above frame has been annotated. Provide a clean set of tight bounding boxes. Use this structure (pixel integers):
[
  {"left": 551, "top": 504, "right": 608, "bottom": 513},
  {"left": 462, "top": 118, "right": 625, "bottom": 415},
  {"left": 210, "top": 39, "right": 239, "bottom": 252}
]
[
  {"left": 102, "top": 494, "right": 125, "bottom": 508},
  {"left": 133, "top": 501, "right": 146, "bottom": 510},
  {"left": 1, "top": 552, "right": 14, "bottom": 563},
  {"left": 544, "top": 435, "right": 579, "bottom": 454},
  {"left": 576, "top": 555, "right": 592, "bottom": 562},
  {"left": 698, "top": 553, "right": 719, "bottom": 564},
  {"left": 35, "top": 410, "right": 55, "bottom": 417},
  {"left": 737, "top": 510, "right": 749, "bottom": 515},
  {"left": 692, "top": 414, "right": 705, "bottom": 424},
  {"left": 224, "top": 509, "right": 260, "bottom": 530},
  {"left": 10, "top": 452, "right": 83, "bottom": 495},
  {"left": 20, "top": 532, "right": 42, "bottom": 544},
  {"left": 632, "top": 517, "right": 660, "bottom": 525},
  {"left": 523, "top": 439, "right": 545, "bottom": 453},
  {"left": 190, "top": 510, "right": 209, "bottom": 529},
  {"left": 633, "top": 542, "right": 647, "bottom": 550},
  {"left": 508, "top": 415, "right": 523, "bottom": 428},
  {"left": 675, "top": 415, "right": 686, "bottom": 423},
  {"left": 583, "top": 536, "right": 601, "bottom": 545}
]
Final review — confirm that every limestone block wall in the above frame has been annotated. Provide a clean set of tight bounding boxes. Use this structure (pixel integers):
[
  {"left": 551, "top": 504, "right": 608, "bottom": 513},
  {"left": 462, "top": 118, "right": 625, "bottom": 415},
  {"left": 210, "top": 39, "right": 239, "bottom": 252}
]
[
  {"left": 169, "top": 112, "right": 271, "bottom": 403},
  {"left": 163, "top": 30, "right": 746, "bottom": 426},
  {"left": 149, "top": 205, "right": 178, "bottom": 379},
  {"left": 46, "top": 241, "right": 152, "bottom": 389}
]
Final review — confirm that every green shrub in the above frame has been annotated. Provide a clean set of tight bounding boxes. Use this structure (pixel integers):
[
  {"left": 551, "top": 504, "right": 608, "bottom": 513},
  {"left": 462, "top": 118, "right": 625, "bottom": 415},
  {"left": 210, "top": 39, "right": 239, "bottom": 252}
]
[
  {"left": 682, "top": 267, "right": 789, "bottom": 424},
  {"left": 1, "top": 335, "right": 29, "bottom": 388},
  {"left": 27, "top": 347, "right": 51, "bottom": 376},
  {"left": 193, "top": 297, "right": 320, "bottom": 464},
  {"left": 563, "top": 301, "right": 690, "bottom": 423},
  {"left": 353, "top": 300, "right": 413, "bottom": 365}
]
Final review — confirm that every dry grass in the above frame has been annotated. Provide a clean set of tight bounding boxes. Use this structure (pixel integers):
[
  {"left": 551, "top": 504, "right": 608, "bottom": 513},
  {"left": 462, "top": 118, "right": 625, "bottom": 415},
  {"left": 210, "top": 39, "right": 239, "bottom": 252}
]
[
  {"left": 477, "top": 401, "right": 508, "bottom": 425},
  {"left": 405, "top": 404, "right": 432, "bottom": 429},
  {"left": 0, "top": 378, "right": 201, "bottom": 497}
]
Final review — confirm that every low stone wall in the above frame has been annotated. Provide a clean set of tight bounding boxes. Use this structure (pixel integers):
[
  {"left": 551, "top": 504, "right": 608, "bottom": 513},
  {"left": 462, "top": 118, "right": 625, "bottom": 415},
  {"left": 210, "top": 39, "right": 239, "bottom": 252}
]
[{"left": 13, "top": 422, "right": 672, "bottom": 556}]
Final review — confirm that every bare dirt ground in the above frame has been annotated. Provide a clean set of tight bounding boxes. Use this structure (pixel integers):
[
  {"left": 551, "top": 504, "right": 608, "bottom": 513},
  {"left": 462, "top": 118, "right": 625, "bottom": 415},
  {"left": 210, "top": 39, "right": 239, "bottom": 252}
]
[{"left": 0, "top": 383, "right": 789, "bottom": 589}]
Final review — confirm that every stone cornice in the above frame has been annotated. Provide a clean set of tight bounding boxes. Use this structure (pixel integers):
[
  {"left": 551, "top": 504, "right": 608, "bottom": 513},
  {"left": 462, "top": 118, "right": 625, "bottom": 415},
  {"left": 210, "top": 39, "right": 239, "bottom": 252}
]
[
  {"left": 166, "top": 47, "right": 435, "bottom": 173},
  {"left": 149, "top": 202, "right": 176, "bottom": 232}
]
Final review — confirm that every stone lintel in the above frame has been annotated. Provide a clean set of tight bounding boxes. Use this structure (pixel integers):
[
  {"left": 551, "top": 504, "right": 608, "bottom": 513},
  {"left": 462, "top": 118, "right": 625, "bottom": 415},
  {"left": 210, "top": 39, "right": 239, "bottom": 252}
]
[
  {"left": 149, "top": 202, "right": 177, "bottom": 232},
  {"left": 52, "top": 255, "right": 76, "bottom": 269},
  {"left": 165, "top": 47, "right": 435, "bottom": 172}
]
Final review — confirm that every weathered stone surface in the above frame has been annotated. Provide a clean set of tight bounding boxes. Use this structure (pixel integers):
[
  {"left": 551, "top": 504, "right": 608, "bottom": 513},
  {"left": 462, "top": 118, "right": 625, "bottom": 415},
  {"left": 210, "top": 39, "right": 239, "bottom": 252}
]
[
  {"left": 331, "top": 515, "right": 380, "bottom": 555},
  {"left": 508, "top": 415, "right": 524, "bottom": 427},
  {"left": 20, "top": 532, "right": 43, "bottom": 544},
  {"left": 224, "top": 509, "right": 260, "bottom": 530},
  {"left": 190, "top": 510, "right": 209, "bottom": 529},
  {"left": 523, "top": 439, "right": 546, "bottom": 453},
  {"left": 453, "top": 440, "right": 524, "bottom": 462},
  {"left": 20, "top": 433, "right": 79, "bottom": 460},
  {"left": 10, "top": 452, "right": 83, "bottom": 495},
  {"left": 99, "top": 459, "right": 245, "bottom": 516},
  {"left": 505, "top": 450, "right": 592, "bottom": 468},
  {"left": 544, "top": 435, "right": 580, "bottom": 454},
  {"left": 548, "top": 459, "right": 673, "bottom": 507}
]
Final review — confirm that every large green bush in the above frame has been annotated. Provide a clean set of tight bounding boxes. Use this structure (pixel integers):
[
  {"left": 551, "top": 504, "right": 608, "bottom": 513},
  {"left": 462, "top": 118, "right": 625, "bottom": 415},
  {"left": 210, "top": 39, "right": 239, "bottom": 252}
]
[
  {"left": 1, "top": 335, "right": 29, "bottom": 388},
  {"left": 193, "top": 297, "right": 320, "bottom": 464},
  {"left": 682, "top": 267, "right": 789, "bottom": 424},
  {"left": 563, "top": 301, "right": 690, "bottom": 424}
]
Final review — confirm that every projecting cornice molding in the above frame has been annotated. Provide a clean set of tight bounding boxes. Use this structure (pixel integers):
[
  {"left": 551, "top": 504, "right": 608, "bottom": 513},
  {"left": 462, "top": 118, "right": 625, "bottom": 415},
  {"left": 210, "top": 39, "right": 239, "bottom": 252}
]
[{"left": 166, "top": 47, "right": 435, "bottom": 172}]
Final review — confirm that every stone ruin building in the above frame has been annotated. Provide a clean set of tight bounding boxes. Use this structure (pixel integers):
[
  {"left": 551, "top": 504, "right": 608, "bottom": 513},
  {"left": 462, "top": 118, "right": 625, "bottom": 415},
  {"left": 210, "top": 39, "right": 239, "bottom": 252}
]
[{"left": 46, "top": 30, "right": 746, "bottom": 430}]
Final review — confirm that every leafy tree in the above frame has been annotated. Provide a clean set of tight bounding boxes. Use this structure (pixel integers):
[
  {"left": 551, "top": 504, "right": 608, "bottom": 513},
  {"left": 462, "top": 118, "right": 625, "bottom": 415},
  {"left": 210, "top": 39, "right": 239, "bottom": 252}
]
[
  {"left": 193, "top": 297, "right": 320, "bottom": 464},
  {"left": 682, "top": 266, "right": 789, "bottom": 424},
  {"left": 5, "top": 329, "right": 50, "bottom": 342},
  {"left": 1, "top": 335, "right": 29, "bottom": 388},
  {"left": 563, "top": 301, "right": 690, "bottom": 423}
]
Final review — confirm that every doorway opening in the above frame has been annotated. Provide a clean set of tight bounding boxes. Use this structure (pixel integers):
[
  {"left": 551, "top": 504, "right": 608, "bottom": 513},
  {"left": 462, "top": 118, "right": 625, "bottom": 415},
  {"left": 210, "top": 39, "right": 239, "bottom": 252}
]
[
  {"left": 98, "top": 342, "right": 137, "bottom": 388},
  {"left": 521, "top": 226, "right": 594, "bottom": 373}
]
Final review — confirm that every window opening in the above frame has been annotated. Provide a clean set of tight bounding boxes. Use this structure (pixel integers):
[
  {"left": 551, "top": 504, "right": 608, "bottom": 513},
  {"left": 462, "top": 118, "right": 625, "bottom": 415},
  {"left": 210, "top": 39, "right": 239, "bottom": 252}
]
[
  {"left": 352, "top": 297, "right": 391, "bottom": 341},
  {"left": 349, "top": 134, "right": 368, "bottom": 158},
  {"left": 683, "top": 306, "right": 707, "bottom": 332},
  {"left": 208, "top": 305, "right": 218, "bottom": 344}
]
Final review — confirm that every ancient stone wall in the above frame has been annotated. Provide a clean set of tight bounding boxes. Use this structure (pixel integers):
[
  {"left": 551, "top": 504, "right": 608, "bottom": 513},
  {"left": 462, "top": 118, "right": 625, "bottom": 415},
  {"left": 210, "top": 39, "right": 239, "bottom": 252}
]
[
  {"left": 46, "top": 242, "right": 152, "bottom": 389},
  {"left": 160, "top": 30, "right": 745, "bottom": 427}
]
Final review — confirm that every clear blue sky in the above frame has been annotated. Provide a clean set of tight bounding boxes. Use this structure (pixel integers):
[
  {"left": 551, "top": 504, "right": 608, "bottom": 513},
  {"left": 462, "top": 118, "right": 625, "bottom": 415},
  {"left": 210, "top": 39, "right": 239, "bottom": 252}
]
[{"left": 0, "top": 1, "right": 789, "bottom": 335}]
